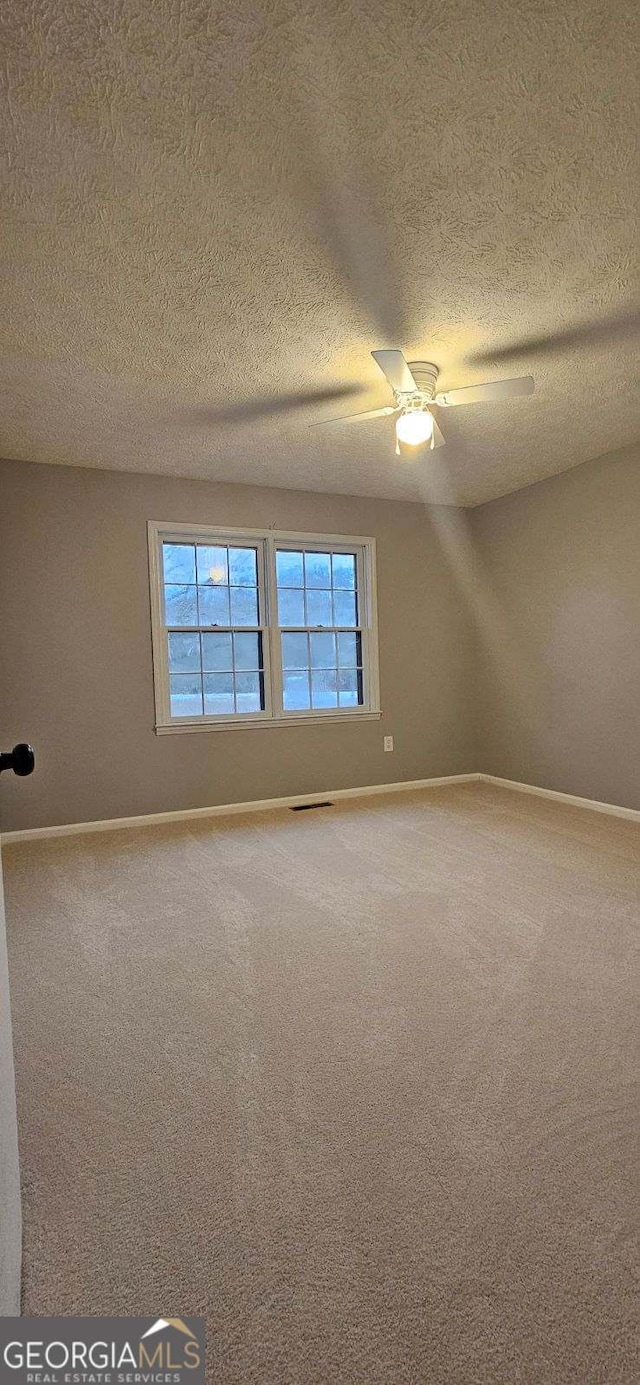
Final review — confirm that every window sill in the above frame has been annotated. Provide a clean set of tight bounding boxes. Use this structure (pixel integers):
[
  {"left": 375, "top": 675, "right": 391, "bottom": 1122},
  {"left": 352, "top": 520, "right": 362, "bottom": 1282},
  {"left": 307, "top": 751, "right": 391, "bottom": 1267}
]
[{"left": 155, "top": 711, "right": 382, "bottom": 735}]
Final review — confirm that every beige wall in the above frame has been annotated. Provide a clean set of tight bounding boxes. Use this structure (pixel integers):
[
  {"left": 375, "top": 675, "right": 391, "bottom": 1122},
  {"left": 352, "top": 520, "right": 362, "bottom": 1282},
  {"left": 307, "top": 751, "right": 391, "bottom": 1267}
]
[
  {"left": 0, "top": 458, "right": 476, "bottom": 831},
  {"left": 470, "top": 443, "right": 640, "bottom": 811},
  {"left": 2, "top": 446, "right": 637, "bottom": 831},
  {"left": 0, "top": 847, "right": 21, "bottom": 1311}
]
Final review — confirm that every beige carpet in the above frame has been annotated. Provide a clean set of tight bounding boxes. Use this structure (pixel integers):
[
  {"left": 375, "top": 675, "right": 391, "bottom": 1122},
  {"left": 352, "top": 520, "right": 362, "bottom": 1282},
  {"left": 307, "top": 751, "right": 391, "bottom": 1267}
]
[{"left": 3, "top": 782, "right": 639, "bottom": 1383}]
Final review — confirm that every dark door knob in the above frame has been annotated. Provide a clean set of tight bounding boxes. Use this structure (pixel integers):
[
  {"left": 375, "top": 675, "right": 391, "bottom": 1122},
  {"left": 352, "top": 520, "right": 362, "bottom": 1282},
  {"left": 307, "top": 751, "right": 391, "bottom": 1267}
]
[{"left": 0, "top": 743, "right": 35, "bottom": 777}]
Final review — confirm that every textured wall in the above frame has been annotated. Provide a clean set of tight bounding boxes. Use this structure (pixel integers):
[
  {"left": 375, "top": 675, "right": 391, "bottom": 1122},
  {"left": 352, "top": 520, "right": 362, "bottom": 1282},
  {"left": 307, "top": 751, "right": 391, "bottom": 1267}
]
[
  {"left": 1, "top": 1, "right": 638, "bottom": 506},
  {"left": 0, "top": 459, "right": 476, "bottom": 832},
  {"left": 471, "top": 443, "right": 640, "bottom": 809}
]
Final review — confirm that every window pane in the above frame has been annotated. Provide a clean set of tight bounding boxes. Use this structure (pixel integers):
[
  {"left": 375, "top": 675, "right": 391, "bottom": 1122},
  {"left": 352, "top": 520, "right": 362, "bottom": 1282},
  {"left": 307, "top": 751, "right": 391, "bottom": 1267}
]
[
  {"left": 196, "top": 545, "right": 227, "bottom": 585},
  {"left": 333, "top": 590, "right": 357, "bottom": 627},
  {"left": 203, "top": 673, "right": 234, "bottom": 716},
  {"left": 234, "top": 671, "right": 262, "bottom": 713},
  {"left": 198, "top": 584, "right": 230, "bottom": 625},
  {"left": 163, "top": 544, "right": 196, "bottom": 584},
  {"left": 306, "top": 588, "right": 332, "bottom": 626},
  {"left": 168, "top": 632, "right": 201, "bottom": 673},
  {"left": 282, "top": 632, "right": 308, "bottom": 669},
  {"left": 305, "top": 551, "right": 331, "bottom": 588},
  {"left": 337, "top": 632, "right": 359, "bottom": 667},
  {"left": 311, "top": 669, "right": 338, "bottom": 709},
  {"left": 338, "top": 667, "right": 362, "bottom": 707},
  {"left": 276, "top": 550, "right": 304, "bottom": 587},
  {"left": 332, "top": 552, "right": 356, "bottom": 589},
  {"left": 278, "top": 588, "right": 305, "bottom": 627},
  {"left": 201, "top": 632, "right": 233, "bottom": 671},
  {"left": 233, "top": 632, "right": 261, "bottom": 671},
  {"left": 229, "top": 586, "right": 258, "bottom": 626},
  {"left": 310, "top": 632, "right": 336, "bottom": 668},
  {"left": 170, "top": 673, "right": 203, "bottom": 717},
  {"left": 165, "top": 585, "right": 198, "bottom": 626},
  {"left": 229, "top": 547, "right": 257, "bottom": 586},
  {"left": 283, "top": 671, "right": 310, "bottom": 711}
]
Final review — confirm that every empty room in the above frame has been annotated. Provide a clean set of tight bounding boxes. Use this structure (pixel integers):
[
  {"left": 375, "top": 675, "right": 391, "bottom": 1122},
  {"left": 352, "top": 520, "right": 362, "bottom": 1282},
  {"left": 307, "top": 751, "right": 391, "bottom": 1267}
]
[{"left": 0, "top": 1, "right": 638, "bottom": 1381}]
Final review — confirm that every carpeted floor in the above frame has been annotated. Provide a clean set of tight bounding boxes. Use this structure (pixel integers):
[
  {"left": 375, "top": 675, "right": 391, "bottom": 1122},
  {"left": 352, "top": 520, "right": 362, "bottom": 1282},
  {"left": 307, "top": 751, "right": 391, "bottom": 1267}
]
[{"left": 3, "top": 781, "right": 639, "bottom": 1383}]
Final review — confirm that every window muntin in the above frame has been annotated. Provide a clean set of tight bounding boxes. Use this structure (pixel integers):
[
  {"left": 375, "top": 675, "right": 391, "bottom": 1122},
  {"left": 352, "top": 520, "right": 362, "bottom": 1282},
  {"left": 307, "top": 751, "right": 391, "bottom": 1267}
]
[
  {"left": 276, "top": 547, "right": 363, "bottom": 712},
  {"left": 149, "top": 525, "right": 379, "bottom": 729},
  {"left": 161, "top": 541, "right": 266, "bottom": 719}
]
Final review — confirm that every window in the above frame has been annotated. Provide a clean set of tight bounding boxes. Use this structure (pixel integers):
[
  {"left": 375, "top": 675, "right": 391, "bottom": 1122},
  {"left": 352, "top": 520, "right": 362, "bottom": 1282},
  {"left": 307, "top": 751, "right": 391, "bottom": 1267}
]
[{"left": 148, "top": 523, "right": 380, "bottom": 732}]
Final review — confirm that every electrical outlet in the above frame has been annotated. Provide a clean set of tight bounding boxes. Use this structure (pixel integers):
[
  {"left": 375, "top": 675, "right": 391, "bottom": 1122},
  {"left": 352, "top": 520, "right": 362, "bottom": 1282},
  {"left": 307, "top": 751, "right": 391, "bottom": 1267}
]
[{"left": 383, "top": 735, "right": 394, "bottom": 752}]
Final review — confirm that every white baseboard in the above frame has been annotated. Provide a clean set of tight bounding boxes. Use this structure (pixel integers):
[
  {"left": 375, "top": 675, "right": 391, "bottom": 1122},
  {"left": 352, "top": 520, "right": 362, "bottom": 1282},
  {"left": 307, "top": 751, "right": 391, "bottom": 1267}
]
[
  {"left": 479, "top": 774, "right": 640, "bottom": 823},
  {"left": 0, "top": 774, "right": 482, "bottom": 844},
  {"left": 2, "top": 771, "right": 637, "bottom": 844}
]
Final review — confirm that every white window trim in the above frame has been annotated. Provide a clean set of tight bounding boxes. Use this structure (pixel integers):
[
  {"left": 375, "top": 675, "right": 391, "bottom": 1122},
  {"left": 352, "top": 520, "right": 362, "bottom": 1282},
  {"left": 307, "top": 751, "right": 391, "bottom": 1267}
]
[{"left": 148, "top": 521, "right": 381, "bottom": 733}]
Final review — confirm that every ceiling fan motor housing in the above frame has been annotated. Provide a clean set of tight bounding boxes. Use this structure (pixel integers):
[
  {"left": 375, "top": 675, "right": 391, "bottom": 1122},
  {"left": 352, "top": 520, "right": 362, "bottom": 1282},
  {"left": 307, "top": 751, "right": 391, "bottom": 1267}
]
[{"left": 402, "top": 361, "right": 439, "bottom": 405}]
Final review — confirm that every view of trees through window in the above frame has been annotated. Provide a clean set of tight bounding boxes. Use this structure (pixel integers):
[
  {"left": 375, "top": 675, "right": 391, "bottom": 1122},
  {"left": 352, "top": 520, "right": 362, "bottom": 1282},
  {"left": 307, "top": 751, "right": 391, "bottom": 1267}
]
[
  {"left": 159, "top": 536, "right": 367, "bottom": 721},
  {"left": 276, "top": 548, "right": 362, "bottom": 711},
  {"left": 163, "top": 542, "right": 263, "bottom": 717}
]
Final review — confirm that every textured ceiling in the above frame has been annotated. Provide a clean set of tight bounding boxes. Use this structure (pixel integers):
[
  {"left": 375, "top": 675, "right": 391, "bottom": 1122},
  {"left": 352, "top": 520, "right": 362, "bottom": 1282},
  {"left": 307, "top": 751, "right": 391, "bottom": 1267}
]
[{"left": 2, "top": 0, "right": 639, "bottom": 506}]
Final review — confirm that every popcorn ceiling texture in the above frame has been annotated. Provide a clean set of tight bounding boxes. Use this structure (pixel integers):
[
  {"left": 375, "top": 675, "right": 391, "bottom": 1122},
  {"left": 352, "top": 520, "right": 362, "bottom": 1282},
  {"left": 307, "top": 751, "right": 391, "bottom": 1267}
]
[{"left": 2, "top": 0, "right": 639, "bottom": 506}]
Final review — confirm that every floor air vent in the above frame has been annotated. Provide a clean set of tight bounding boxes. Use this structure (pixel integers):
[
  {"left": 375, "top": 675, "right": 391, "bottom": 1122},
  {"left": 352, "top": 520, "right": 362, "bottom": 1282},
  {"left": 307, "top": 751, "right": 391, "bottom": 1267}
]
[{"left": 290, "top": 801, "right": 334, "bottom": 811}]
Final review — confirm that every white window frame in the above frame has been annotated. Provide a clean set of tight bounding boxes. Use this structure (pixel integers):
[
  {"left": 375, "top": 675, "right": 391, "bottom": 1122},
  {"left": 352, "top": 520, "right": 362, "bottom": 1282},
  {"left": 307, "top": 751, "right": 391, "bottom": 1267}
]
[{"left": 148, "top": 521, "right": 381, "bottom": 733}]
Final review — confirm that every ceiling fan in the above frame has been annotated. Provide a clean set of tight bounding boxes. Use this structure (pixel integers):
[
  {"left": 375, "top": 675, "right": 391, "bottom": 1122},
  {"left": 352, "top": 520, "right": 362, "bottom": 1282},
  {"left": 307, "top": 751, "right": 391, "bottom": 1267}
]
[{"left": 312, "top": 350, "right": 534, "bottom": 456}]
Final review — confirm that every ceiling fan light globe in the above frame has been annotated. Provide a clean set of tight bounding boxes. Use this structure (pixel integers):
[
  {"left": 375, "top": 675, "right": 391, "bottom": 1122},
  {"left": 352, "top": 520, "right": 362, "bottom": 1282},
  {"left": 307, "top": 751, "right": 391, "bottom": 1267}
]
[{"left": 395, "top": 410, "right": 434, "bottom": 447}]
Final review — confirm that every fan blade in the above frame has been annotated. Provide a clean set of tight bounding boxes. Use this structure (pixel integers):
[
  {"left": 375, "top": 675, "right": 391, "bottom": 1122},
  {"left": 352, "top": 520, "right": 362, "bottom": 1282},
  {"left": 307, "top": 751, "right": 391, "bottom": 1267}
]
[
  {"left": 435, "top": 377, "right": 534, "bottom": 407},
  {"left": 469, "top": 306, "right": 640, "bottom": 368},
  {"left": 180, "top": 385, "right": 360, "bottom": 427},
  {"left": 372, "top": 350, "right": 418, "bottom": 394},
  {"left": 432, "top": 418, "right": 446, "bottom": 448},
  {"left": 312, "top": 405, "right": 397, "bottom": 428}
]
